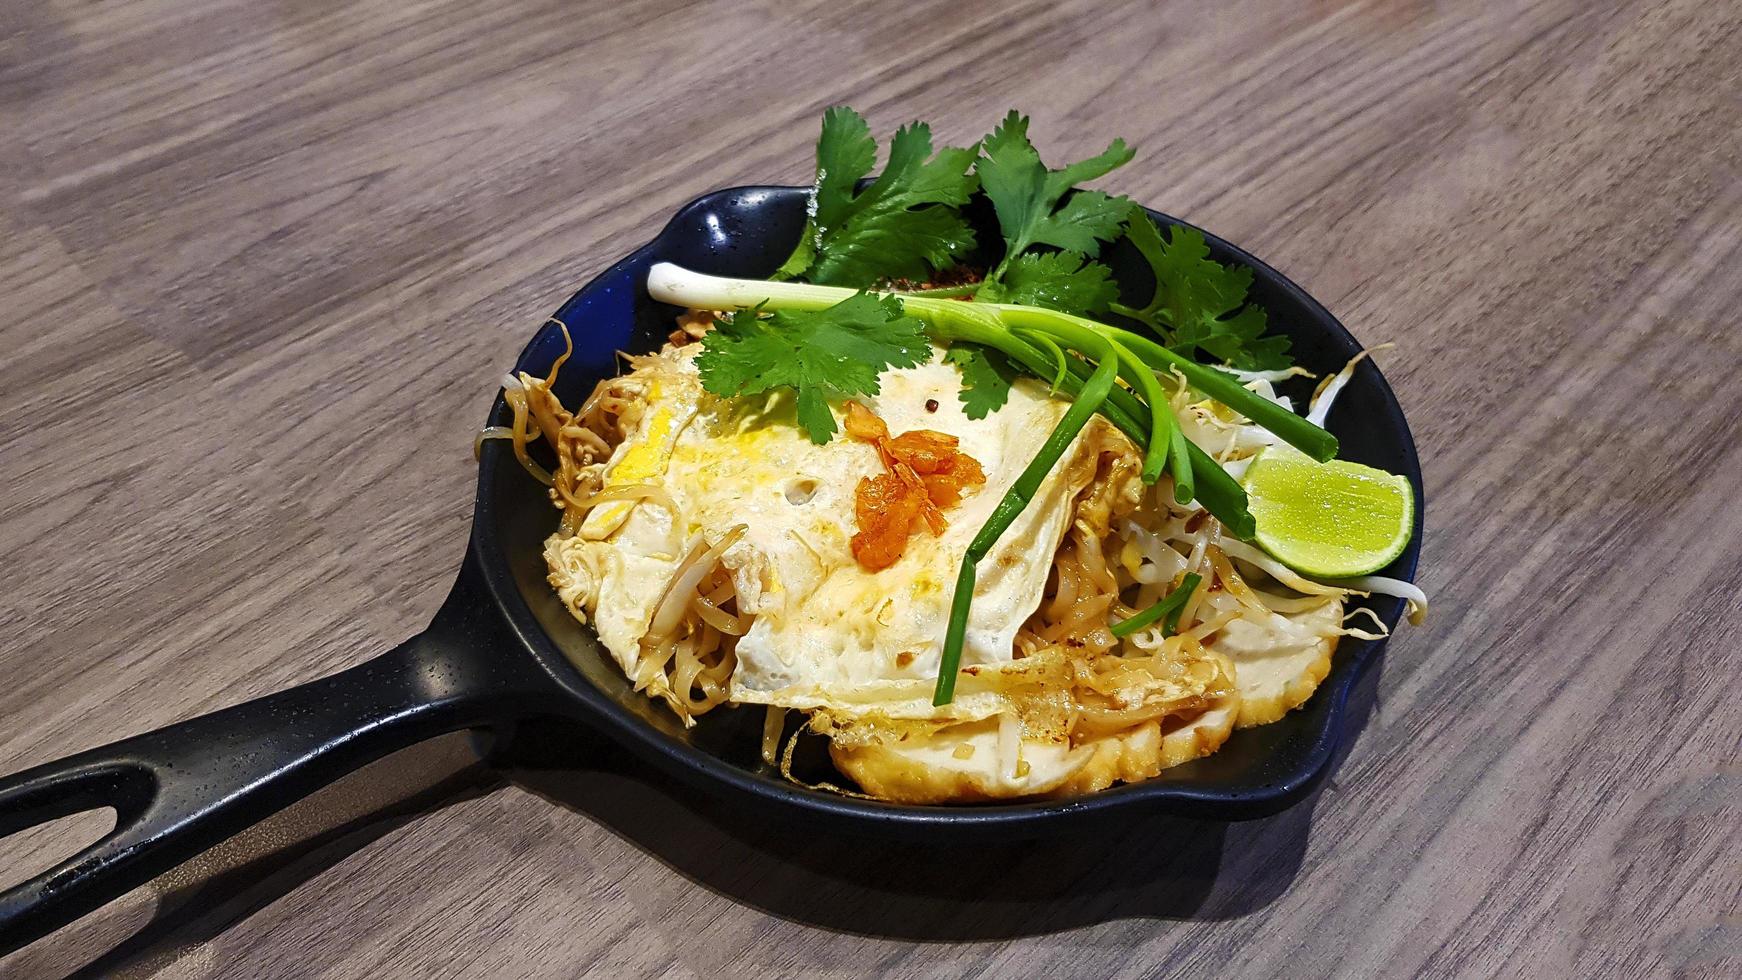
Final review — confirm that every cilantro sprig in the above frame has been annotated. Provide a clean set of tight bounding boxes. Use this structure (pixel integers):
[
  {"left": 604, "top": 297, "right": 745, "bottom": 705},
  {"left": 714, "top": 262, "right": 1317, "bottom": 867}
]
[
  {"left": 773, "top": 107, "right": 979, "bottom": 288},
  {"left": 694, "top": 293, "right": 931, "bottom": 444},
  {"left": 1111, "top": 215, "right": 1292, "bottom": 371},
  {"left": 971, "top": 111, "right": 1134, "bottom": 317},
  {"left": 977, "top": 111, "right": 1134, "bottom": 277}
]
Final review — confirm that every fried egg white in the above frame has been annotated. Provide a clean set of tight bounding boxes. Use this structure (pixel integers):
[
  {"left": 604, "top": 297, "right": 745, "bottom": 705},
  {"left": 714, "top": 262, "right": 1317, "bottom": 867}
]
[
  {"left": 831, "top": 651, "right": 1242, "bottom": 802},
  {"left": 544, "top": 344, "right": 1106, "bottom": 723},
  {"left": 1216, "top": 599, "right": 1342, "bottom": 727}
]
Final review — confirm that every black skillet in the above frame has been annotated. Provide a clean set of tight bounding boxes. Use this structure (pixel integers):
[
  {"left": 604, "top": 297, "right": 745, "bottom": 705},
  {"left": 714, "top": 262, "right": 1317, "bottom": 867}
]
[{"left": 0, "top": 186, "right": 1422, "bottom": 954}]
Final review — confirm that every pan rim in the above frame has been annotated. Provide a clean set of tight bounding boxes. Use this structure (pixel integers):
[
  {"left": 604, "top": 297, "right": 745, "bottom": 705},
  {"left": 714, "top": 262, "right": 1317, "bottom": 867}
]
[{"left": 470, "top": 184, "right": 1423, "bottom": 833}]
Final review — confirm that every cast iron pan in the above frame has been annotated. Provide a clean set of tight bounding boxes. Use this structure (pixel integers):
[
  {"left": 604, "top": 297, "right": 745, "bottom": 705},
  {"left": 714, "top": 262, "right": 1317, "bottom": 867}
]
[{"left": 0, "top": 186, "right": 1422, "bottom": 954}]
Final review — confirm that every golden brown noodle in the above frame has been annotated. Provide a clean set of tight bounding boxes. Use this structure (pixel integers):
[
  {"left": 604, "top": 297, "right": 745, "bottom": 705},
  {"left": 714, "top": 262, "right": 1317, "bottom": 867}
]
[
  {"left": 633, "top": 526, "right": 746, "bottom": 721},
  {"left": 1208, "top": 547, "right": 1269, "bottom": 615},
  {"left": 695, "top": 590, "right": 747, "bottom": 636},
  {"left": 499, "top": 325, "right": 743, "bottom": 722},
  {"left": 760, "top": 706, "right": 786, "bottom": 765}
]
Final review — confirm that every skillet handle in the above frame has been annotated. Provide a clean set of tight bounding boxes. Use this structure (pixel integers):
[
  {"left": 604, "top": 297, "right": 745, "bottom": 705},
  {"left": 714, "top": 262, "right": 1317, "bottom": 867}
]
[{"left": 0, "top": 556, "right": 562, "bottom": 956}]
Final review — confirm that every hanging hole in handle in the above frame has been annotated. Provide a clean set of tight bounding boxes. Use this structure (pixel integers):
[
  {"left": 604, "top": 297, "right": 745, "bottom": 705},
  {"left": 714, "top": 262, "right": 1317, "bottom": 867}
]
[
  {"left": 0, "top": 760, "right": 156, "bottom": 889},
  {"left": 0, "top": 807, "right": 119, "bottom": 892}
]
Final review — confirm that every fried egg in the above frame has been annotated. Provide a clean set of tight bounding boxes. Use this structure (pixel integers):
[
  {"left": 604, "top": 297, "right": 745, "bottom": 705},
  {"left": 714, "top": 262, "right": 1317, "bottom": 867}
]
[
  {"left": 545, "top": 345, "right": 1106, "bottom": 724},
  {"left": 832, "top": 651, "right": 1242, "bottom": 802},
  {"left": 1216, "top": 599, "right": 1342, "bottom": 727}
]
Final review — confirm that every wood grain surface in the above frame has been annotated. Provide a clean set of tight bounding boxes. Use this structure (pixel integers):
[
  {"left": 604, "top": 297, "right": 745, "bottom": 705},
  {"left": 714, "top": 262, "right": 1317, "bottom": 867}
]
[{"left": 1, "top": 0, "right": 1738, "bottom": 976}]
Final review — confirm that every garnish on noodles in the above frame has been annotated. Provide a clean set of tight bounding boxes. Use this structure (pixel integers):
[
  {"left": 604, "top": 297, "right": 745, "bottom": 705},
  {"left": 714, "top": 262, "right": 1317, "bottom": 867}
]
[
  {"left": 484, "top": 107, "right": 1424, "bottom": 803},
  {"left": 844, "top": 401, "right": 986, "bottom": 571}
]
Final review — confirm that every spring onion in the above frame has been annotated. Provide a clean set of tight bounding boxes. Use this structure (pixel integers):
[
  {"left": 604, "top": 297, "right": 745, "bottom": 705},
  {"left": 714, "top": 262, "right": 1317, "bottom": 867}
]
[
  {"left": 1110, "top": 573, "right": 1203, "bottom": 639},
  {"left": 933, "top": 346, "right": 1120, "bottom": 706}
]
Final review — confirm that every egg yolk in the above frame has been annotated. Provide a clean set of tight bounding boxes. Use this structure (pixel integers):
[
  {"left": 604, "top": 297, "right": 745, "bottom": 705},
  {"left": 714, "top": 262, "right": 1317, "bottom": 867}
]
[{"left": 581, "top": 379, "right": 680, "bottom": 539}]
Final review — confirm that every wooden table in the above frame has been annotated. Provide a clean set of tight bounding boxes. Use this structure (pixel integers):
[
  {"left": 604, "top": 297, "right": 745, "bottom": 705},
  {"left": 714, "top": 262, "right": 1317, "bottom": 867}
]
[{"left": 1, "top": 0, "right": 1736, "bottom": 976}]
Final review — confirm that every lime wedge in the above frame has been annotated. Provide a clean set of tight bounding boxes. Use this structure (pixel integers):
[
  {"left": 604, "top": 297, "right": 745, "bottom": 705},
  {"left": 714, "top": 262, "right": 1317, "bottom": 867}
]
[{"left": 1240, "top": 448, "right": 1414, "bottom": 578}]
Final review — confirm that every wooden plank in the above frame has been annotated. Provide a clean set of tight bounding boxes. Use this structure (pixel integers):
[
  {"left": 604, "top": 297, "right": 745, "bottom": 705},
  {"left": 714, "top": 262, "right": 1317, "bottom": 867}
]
[{"left": 0, "top": 0, "right": 1737, "bottom": 975}]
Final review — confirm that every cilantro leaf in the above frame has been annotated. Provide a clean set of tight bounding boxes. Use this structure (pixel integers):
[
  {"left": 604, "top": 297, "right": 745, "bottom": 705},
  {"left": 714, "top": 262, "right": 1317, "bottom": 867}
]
[
  {"left": 1033, "top": 189, "right": 1133, "bottom": 254},
  {"left": 810, "top": 201, "right": 974, "bottom": 287},
  {"left": 812, "top": 107, "right": 878, "bottom": 238},
  {"left": 694, "top": 294, "right": 933, "bottom": 443},
  {"left": 943, "top": 344, "right": 1018, "bottom": 419},
  {"left": 1117, "top": 215, "right": 1293, "bottom": 371},
  {"left": 777, "top": 107, "right": 979, "bottom": 288},
  {"left": 1044, "top": 139, "right": 1140, "bottom": 200},
  {"left": 977, "top": 111, "right": 1135, "bottom": 273},
  {"left": 977, "top": 252, "right": 1118, "bottom": 317}
]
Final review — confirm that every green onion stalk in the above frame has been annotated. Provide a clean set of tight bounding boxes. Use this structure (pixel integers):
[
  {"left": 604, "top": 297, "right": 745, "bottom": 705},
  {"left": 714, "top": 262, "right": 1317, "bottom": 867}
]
[
  {"left": 1110, "top": 572, "right": 1202, "bottom": 639},
  {"left": 933, "top": 343, "right": 1118, "bottom": 705}
]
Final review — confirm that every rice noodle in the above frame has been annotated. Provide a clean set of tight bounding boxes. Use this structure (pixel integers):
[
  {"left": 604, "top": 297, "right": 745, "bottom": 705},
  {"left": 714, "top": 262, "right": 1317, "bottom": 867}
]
[
  {"left": 761, "top": 707, "right": 787, "bottom": 765},
  {"left": 1074, "top": 534, "right": 1119, "bottom": 596},
  {"left": 1177, "top": 534, "right": 1217, "bottom": 627},
  {"left": 473, "top": 425, "right": 515, "bottom": 460},
  {"left": 1208, "top": 547, "right": 1269, "bottom": 615},
  {"left": 1074, "top": 698, "right": 1188, "bottom": 735},
  {"left": 1041, "top": 593, "right": 1114, "bottom": 644},
  {"left": 1182, "top": 608, "right": 1239, "bottom": 643},
  {"left": 647, "top": 525, "right": 747, "bottom": 640},
  {"left": 501, "top": 383, "right": 555, "bottom": 486},
  {"left": 695, "top": 594, "right": 747, "bottom": 635},
  {"left": 1126, "top": 629, "right": 1186, "bottom": 656}
]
